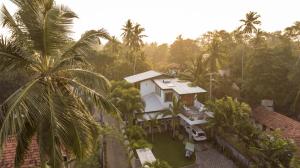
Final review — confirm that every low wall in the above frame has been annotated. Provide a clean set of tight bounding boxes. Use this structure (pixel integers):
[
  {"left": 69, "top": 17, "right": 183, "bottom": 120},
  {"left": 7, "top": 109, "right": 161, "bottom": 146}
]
[{"left": 215, "top": 135, "right": 253, "bottom": 168}]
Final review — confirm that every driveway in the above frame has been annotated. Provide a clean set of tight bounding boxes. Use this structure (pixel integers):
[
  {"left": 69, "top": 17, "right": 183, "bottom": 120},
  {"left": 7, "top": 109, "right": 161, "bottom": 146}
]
[
  {"left": 103, "top": 114, "right": 130, "bottom": 168},
  {"left": 194, "top": 142, "right": 236, "bottom": 168}
]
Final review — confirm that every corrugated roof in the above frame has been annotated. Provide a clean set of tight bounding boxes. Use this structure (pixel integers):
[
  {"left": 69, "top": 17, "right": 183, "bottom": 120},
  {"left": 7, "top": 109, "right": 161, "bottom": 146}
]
[
  {"left": 124, "top": 70, "right": 162, "bottom": 83},
  {"left": 154, "top": 78, "right": 206, "bottom": 95}
]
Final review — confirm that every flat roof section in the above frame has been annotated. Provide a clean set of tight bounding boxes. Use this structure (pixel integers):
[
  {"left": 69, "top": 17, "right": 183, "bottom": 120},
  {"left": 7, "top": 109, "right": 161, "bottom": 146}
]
[
  {"left": 154, "top": 78, "right": 206, "bottom": 95},
  {"left": 136, "top": 148, "right": 156, "bottom": 165}
]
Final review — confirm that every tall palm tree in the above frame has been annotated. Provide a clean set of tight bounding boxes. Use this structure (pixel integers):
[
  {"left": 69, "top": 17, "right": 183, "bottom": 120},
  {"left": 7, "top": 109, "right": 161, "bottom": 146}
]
[
  {"left": 121, "top": 20, "right": 146, "bottom": 74},
  {"left": 284, "top": 21, "right": 300, "bottom": 47},
  {"left": 132, "top": 24, "right": 147, "bottom": 74},
  {"left": 206, "top": 37, "right": 224, "bottom": 73},
  {"left": 121, "top": 19, "right": 134, "bottom": 47},
  {"left": 0, "top": 1, "right": 116, "bottom": 167},
  {"left": 167, "top": 97, "right": 183, "bottom": 138},
  {"left": 142, "top": 113, "right": 163, "bottom": 142},
  {"left": 238, "top": 11, "right": 261, "bottom": 81},
  {"left": 142, "top": 160, "right": 171, "bottom": 168},
  {"left": 239, "top": 11, "right": 261, "bottom": 34}
]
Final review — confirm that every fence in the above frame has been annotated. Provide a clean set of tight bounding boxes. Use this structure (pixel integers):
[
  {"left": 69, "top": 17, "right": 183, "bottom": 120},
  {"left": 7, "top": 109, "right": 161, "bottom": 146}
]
[{"left": 215, "top": 135, "right": 253, "bottom": 168}]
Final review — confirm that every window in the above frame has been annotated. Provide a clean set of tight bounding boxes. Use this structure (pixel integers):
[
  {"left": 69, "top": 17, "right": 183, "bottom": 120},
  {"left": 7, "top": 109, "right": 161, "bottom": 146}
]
[
  {"left": 165, "top": 92, "right": 173, "bottom": 102},
  {"left": 155, "top": 85, "right": 161, "bottom": 96}
]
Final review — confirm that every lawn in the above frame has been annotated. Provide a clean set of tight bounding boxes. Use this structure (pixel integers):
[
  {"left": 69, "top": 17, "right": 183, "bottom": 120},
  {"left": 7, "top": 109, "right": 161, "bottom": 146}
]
[{"left": 147, "top": 133, "right": 195, "bottom": 168}]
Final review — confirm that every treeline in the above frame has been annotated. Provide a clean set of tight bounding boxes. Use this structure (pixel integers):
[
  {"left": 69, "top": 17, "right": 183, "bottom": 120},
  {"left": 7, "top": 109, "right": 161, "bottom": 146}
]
[{"left": 89, "top": 12, "right": 300, "bottom": 119}]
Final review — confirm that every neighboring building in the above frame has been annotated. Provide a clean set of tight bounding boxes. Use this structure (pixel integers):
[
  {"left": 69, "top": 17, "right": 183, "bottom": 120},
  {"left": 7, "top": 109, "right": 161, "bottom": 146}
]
[
  {"left": 252, "top": 106, "right": 300, "bottom": 155},
  {"left": 0, "top": 136, "right": 40, "bottom": 168},
  {"left": 124, "top": 70, "right": 211, "bottom": 128}
]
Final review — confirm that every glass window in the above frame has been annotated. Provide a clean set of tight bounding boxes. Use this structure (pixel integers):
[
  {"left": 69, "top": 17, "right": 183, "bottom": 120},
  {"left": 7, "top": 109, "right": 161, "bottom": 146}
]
[{"left": 165, "top": 92, "right": 173, "bottom": 102}]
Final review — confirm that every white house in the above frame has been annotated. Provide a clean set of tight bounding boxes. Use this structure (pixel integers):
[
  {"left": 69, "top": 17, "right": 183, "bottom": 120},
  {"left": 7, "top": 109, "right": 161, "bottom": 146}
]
[{"left": 124, "top": 70, "right": 212, "bottom": 127}]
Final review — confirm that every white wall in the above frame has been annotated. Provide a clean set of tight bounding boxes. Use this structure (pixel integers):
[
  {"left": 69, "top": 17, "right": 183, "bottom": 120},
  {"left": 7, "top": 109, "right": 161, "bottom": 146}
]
[{"left": 140, "top": 80, "right": 156, "bottom": 96}]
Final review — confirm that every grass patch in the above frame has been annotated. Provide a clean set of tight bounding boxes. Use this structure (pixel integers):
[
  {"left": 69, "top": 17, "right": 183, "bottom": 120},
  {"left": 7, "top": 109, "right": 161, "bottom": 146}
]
[{"left": 147, "top": 133, "right": 195, "bottom": 168}]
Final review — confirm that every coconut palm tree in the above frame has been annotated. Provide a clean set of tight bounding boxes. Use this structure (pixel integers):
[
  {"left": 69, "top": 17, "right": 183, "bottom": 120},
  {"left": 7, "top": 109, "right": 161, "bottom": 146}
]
[
  {"left": 167, "top": 97, "right": 183, "bottom": 138},
  {"left": 0, "top": 1, "right": 116, "bottom": 167},
  {"left": 239, "top": 11, "right": 261, "bottom": 34},
  {"left": 206, "top": 37, "right": 225, "bottom": 73},
  {"left": 142, "top": 112, "right": 164, "bottom": 142},
  {"left": 121, "top": 19, "right": 134, "bottom": 47},
  {"left": 238, "top": 11, "right": 261, "bottom": 82},
  {"left": 142, "top": 160, "right": 171, "bottom": 168},
  {"left": 121, "top": 20, "right": 146, "bottom": 74},
  {"left": 180, "top": 53, "right": 207, "bottom": 86}
]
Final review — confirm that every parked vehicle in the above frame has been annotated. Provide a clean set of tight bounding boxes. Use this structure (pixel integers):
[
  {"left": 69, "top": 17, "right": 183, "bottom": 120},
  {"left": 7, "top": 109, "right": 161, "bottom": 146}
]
[{"left": 185, "top": 125, "right": 207, "bottom": 141}]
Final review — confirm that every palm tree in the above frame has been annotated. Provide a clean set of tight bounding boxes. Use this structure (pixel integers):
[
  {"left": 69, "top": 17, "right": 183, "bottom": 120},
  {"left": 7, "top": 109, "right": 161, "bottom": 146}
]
[
  {"left": 132, "top": 24, "right": 147, "bottom": 74},
  {"left": 238, "top": 11, "right": 261, "bottom": 81},
  {"left": 121, "top": 20, "right": 146, "bottom": 74},
  {"left": 205, "top": 97, "right": 251, "bottom": 135},
  {"left": 180, "top": 53, "right": 207, "bottom": 86},
  {"left": 284, "top": 21, "right": 300, "bottom": 47},
  {"left": 167, "top": 97, "right": 183, "bottom": 138},
  {"left": 142, "top": 113, "right": 163, "bottom": 142},
  {"left": 109, "top": 81, "right": 144, "bottom": 124},
  {"left": 239, "top": 11, "right": 261, "bottom": 34},
  {"left": 206, "top": 37, "right": 224, "bottom": 73},
  {"left": 142, "top": 160, "right": 172, "bottom": 168},
  {"left": 125, "top": 125, "right": 151, "bottom": 150},
  {"left": 121, "top": 19, "right": 134, "bottom": 47},
  {"left": 0, "top": 1, "right": 116, "bottom": 167}
]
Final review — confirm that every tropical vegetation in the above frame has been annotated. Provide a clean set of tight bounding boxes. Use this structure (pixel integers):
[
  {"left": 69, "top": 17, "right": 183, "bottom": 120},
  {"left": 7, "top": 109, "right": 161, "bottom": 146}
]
[
  {"left": 206, "top": 97, "right": 298, "bottom": 167},
  {"left": 0, "top": 0, "right": 117, "bottom": 167}
]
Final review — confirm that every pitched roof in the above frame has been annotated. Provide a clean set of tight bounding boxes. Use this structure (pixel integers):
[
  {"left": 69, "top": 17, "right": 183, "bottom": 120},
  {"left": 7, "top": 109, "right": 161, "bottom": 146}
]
[
  {"left": 252, "top": 106, "right": 300, "bottom": 152},
  {"left": 124, "top": 70, "right": 163, "bottom": 83},
  {"left": 154, "top": 78, "right": 206, "bottom": 95},
  {"left": 0, "top": 136, "right": 40, "bottom": 168}
]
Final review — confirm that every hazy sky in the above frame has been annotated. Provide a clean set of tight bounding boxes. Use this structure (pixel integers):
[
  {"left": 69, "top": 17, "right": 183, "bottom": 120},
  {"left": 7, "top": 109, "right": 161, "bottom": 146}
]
[{"left": 1, "top": 0, "right": 300, "bottom": 44}]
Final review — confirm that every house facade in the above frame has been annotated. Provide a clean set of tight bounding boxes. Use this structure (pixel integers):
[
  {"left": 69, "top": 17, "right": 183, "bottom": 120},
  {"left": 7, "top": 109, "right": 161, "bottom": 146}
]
[{"left": 124, "top": 70, "right": 212, "bottom": 128}]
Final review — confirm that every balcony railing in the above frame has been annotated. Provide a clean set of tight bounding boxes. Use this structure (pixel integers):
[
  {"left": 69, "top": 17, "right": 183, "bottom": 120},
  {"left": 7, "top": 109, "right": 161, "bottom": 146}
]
[{"left": 169, "top": 100, "right": 208, "bottom": 121}]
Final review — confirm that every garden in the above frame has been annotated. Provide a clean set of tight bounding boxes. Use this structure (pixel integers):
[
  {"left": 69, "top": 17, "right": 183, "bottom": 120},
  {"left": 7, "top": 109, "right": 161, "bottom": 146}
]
[{"left": 146, "top": 133, "right": 195, "bottom": 168}]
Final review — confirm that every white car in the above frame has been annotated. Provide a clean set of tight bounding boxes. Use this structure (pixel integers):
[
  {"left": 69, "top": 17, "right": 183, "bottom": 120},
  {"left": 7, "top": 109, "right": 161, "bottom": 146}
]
[{"left": 185, "top": 126, "right": 207, "bottom": 141}]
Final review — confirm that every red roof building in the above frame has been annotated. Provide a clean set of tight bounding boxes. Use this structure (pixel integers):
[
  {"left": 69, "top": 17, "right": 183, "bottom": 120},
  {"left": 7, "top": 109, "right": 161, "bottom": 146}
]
[
  {"left": 0, "top": 136, "right": 40, "bottom": 168},
  {"left": 252, "top": 106, "right": 300, "bottom": 154}
]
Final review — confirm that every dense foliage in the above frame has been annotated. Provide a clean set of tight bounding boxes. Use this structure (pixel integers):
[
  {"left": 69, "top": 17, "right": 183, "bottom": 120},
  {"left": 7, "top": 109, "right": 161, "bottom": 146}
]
[
  {"left": 0, "top": 0, "right": 117, "bottom": 167},
  {"left": 109, "top": 81, "right": 144, "bottom": 124},
  {"left": 206, "top": 97, "right": 298, "bottom": 168}
]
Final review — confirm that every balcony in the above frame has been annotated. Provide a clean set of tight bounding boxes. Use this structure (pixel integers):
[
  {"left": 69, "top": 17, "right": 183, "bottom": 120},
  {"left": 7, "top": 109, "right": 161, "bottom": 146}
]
[
  {"left": 169, "top": 100, "right": 210, "bottom": 123},
  {"left": 181, "top": 100, "right": 207, "bottom": 121}
]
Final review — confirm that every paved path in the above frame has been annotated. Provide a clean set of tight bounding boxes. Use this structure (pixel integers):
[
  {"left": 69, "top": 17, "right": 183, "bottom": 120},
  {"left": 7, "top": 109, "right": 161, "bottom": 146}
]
[
  {"left": 104, "top": 115, "right": 130, "bottom": 168},
  {"left": 192, "top": 142, "right": 237, "bottom": 168}
]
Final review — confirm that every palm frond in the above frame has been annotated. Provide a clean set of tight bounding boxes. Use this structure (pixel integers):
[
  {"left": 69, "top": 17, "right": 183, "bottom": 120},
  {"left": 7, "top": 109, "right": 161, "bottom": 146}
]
[
  {"left": 0, "top": 78, "right": 40, "bottom": 149},
  {"left": 61, "top": 29, "right": 111, "bottom": 58},
  {"left": 0, "top": 37, "right": 37, "bottom": 72}
]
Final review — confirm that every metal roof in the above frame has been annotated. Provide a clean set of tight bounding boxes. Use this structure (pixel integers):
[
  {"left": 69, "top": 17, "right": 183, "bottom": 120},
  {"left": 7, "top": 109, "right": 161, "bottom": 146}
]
[
  {"left": 154, "top": 78, "right": 206, "bottom": 95},
  {"left": 124, "top": 70, "right": 162, "bottom": 83},
  {"left": 136, "top": 148, "right": 156, "bottom": 165}
]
